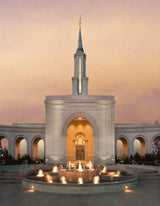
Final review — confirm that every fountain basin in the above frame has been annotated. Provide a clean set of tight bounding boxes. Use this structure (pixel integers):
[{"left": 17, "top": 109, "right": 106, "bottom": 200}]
[
  {"left": 22, "top": 177, "right": 138, "bottom": 194},
  {"left": 22, "top": 164, "right": 138, "bottom": 194},
  {"left": 59, "top": 169, "right": 99, "bottom": 183}
]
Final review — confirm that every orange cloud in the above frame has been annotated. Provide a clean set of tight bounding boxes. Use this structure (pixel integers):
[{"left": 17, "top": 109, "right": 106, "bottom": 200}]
[{"left": 0, "top": 0, "right": 160, "bottom": 125}]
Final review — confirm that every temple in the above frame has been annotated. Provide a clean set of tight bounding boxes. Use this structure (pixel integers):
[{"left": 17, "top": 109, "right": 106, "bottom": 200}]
[
  {"left": 0, "top": 18, "right": 159, "bottom": 163},
  {"left": 45, "top": 18, "right": 115, "bottom": 164}
]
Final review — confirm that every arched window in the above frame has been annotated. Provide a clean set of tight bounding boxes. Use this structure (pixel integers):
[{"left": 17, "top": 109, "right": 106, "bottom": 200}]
[
  {"left": 116, "top": 137, "right": 128, "bottom": 159},
  {"left": 152, "top": 136, "right": 160, "bottom": 153},
  {"left": 15, "top": 137, "right": 27, "bottom": 159},
  {"left": 76, "top": 134, "right": 85, "bottom": 160},
  {"left": 33, "top": 137, "right": 44, "bottom": 160},
  {"left": 134, "top": 137, "right": 145, "bottom": 156},
  {"left": 76, "top": 135, "right": 85, "bottom": 145}
]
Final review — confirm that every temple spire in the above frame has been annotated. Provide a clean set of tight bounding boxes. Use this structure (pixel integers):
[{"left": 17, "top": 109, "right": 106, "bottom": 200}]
[
  {"left": 72, "top": 15, "right": 88, "bottom": 95},
  {"left": 77, "top": 15, "right": 83, "bottom": 52}
]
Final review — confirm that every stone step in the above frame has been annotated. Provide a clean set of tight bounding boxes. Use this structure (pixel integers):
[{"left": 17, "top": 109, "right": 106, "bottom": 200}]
[
  {"left": 1, "top": 170, "right": 22, "bottom": 174},
  {"left": 130, "top": 169, "right": 158, "bottom": 174},
  {"left": 138, "top": 172, "right": 160, "bottom": 177},
  {"left": 0, "top": 180, "right": 22, "bottom": 184},
  {"left": 0, "top": 173, "right": 22, "bottom": 177},
  {"left": 143, "top": 179, "right": 160, "bottom": 184},
  {"left": 140, "top": 176, "right": 160, "bottom": 180},
  {"left": 0, "top": 176, "right": 22, "bottom": 180},
  {"left": 0, "top": 172, "right": 22, "bottom": 183},
  {"left": 0, "top": 169, "right": 23, "bottom": 184}
]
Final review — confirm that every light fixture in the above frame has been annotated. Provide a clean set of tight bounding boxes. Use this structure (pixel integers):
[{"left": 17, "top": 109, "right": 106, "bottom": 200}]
[{"left": 124, "top": 185, "right": 128, "bottom": 190}]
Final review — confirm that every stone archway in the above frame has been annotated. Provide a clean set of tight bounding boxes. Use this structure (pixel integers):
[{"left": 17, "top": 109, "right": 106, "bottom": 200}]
[
  {"left": 152, "top": 135, "right": 160, "bottom": 153},
  {"left": 66, "top": 117, "right": 94, "bottom": 163},
  {"left": 15, "top": 136, "right": 27, "bottom": 160},
  {"left": 133, "top": 136, "right": 145, "bottom": 156},
  {"left": 0, "top": 135, "right": 8, "bottom": 150},
  {"left": 116, "top": 136, "right": 128, "bottom": 158},
  {"left": 32, "top": 136, "right": 44, "bottom": 160},
  {"left": 63, "top": 112, "right": 99, "bottom": 136}
]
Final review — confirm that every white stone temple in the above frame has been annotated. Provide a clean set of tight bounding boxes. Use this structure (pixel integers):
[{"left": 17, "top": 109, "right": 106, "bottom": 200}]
[{"left": 0, "top": 20, "right": 160, "bottom": 164}]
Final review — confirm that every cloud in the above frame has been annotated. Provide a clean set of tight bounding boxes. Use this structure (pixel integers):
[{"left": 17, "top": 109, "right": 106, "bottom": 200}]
[{"left": 0, "top": 0, "right": 160, "bottom": 125}]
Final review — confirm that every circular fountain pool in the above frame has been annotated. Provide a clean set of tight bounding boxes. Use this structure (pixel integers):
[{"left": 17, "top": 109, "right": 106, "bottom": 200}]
[{"left": 22, "top": 162, "right": 138, "bottom": 194}]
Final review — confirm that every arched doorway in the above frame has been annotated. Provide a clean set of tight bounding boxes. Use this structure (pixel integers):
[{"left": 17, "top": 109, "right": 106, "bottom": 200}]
[
  {"left": 15, "top": 136, "right": 27, "bottom": 160},
  {"left": 0, "top": 136, "right": 8, "bottom": 163},
  {"left": 66, "top": 117, "right": 94, "bottom": 163},
  {"left": 133, "top": 137, "right": 145, "bottom": 156},
  {"left": 33, "top": 137, "right": 44, "bottom": 161},
  {"left": 152, "top": 136, "right": 160, "bottom": 153},
  {"left": 116, "top": 137, "right": 128, "bottom": 159},
  {"left": 0, "top": 136, "right": 8, "bottom": 150}
]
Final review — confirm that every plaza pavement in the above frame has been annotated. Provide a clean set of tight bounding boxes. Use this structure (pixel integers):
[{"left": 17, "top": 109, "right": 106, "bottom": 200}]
[{"left": 0, "top": 179, "right": 159, "bottom": 206}]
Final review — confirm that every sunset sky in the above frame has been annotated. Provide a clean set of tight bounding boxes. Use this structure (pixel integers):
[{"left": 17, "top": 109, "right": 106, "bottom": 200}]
[{"left": 0, "top": 0, "right": 160, "bottom": 125}]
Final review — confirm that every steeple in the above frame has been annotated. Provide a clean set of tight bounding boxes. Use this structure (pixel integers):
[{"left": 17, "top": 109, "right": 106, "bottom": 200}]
[
  {"left": 77, "top": 28, "right": 83, "bottom": 52},
  {"left": 72, "top": 16, "right": 88, "bottom": 95}
]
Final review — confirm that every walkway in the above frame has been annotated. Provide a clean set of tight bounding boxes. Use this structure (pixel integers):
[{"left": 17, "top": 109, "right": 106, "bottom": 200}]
[{"left": 0, "top": 165, "right": 159, "bottom": 206}]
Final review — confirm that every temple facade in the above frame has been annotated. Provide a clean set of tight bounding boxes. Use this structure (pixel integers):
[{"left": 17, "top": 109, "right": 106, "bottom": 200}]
[
  {"left": 0, "top": 23, "right": 160, "bottom": 164},
  {"left": 45, "top": 25, "right": 115, "bottom": 164}
]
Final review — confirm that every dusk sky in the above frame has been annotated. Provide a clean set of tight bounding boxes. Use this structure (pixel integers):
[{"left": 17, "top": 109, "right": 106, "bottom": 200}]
[{"left": 0, "top": 0, "right": 160, "bottom": 125}]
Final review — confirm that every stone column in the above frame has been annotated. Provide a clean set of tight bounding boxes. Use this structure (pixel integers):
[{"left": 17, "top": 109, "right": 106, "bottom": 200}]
[
  {"left": 45, "top": 103, "right": 66, "bottom": 164},
  {"left": 27, "top": 138, "right": 32, "bottom": 158},
  {"left": 128, "top": 138, "right": 134, "bottom": 157},
  {"left": 8, "top": 137, "right": 14, "bottom": 157},
  {"left": 95, "top": 102, "right": 115, "bottom": 164}
]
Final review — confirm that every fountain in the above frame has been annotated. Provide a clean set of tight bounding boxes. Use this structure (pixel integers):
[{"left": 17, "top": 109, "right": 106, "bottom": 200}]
[
  {"left": 46, "top": 174, "right": 53, "bottom": 183},
  {"left": 22, "top": 161, "right": 138, "bottom": 194},
  {"left": 78, "top": 177, "right": 83, "bottom": 184},
  {"left": 93, "top": 176, "right": 100, "bottom": 184},
  {"left": 61, "top": 176, "right": 67, "bottom": 184},
  {"left": 58, "top": 161, "right": 99, "bottom": 183},
  {"left": 52, "top": 166, "right": 58, "bottom": 173},
  {"left": 37, "top": 169, "right": 44, "bottom": 177}
]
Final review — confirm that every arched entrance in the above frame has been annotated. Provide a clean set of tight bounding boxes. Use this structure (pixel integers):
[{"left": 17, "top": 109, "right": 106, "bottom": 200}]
[
  {"left": 116, "top": 137, "right": 128, "bottom": 159},
  {"left": 0, "top": 136, "right": 8, "bottom": 150},
  {"left": 152, "top": 136, "right": 160, "bottom": 153},
  {"left": 133, "top": 137, "right": 145, "bottom": 156},
  {"left": 33, "top": 137, "right": 44, "bottom": 161},
  {"left": 15, "top": 136, "right": 27, "bottom": 160},
  {"left": 66, "top": 117, "right": 94, "bottom": 163}
]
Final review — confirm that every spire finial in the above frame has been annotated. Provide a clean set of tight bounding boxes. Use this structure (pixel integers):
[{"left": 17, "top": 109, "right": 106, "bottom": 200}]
[
  {"left": 79, "top": 15, "right": 82, "bottom": 29},
  {"left": 77, "top": 14, "right": 83, "bottom": 51}
]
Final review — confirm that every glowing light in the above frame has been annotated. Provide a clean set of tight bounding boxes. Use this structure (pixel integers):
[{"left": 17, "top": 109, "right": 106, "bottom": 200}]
[
  {"left": 125, "top": 185, "right": 128, "bottom": 190},
  {"left": 27, "top": 189, "right": 34, "bottom": 193},
  {"left": 124, "top": 189, "right": 133, "bottom": 193},
  {"left": 71, "top": 163, "right": 76, "bottom": 169},
  {"left": 37, "top": 169, "right": 44, "bottom": 177},
  {"left": 79, "top": 58, "right": 82, "bottom": 94},
  {"left": 78, "top": 161, "right": 83, "bottom": 172},
  {"left": 124, "top": 185, "right": 134, "bottom": 193},
  {"left": 114, "top": 171, "right": 121, "bottom": 177},
  {"left": 108, "top": 172, "right": 116, "bottom": 177},
  {"left": 52, "top": 166, "right": 58, "bottom": 173},
  {"left": 78, "top": 117, "right": 82, "bottom": 120},
  {"left": 93, "top": 176, "right": 100, "bottom": 184},
  {"left": 88, "top": 160, "right": 94, "bottom": 170},
  {"left": 61, "top": 176, "right": 67, "bottom": 184},
  {"left": 78, "top": 177, "right": 83, "bottom": 184},
  {"left": 46, "top": 174, "right": 53, "bottom": 183},
  {"left": 27, "top": 185, "right": 34, "bottom": 193},
  {"left": 101, "top": 166, "right": 107, "bottom": 173},
  {"left": 68, "top": 161, "right": 71, "bottom": 170}
]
